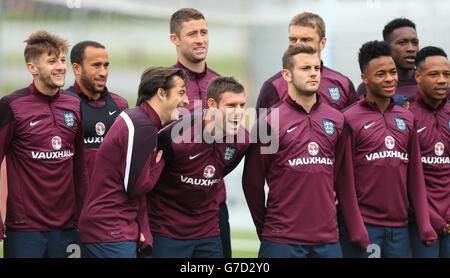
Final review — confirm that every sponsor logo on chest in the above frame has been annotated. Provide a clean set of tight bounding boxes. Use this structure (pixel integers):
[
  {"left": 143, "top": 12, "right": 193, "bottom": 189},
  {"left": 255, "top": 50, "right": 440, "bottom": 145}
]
[
  {"left": 179, "top": 164, "right": 222, "bottom": 187},
  {"left": 421, "top": 142, "right": 449, "bottom": 164},
  {"left": 365, "top": 136, "right": 408, "bottom": 161},
  {"left": 288, "top": 142, "right": 333, "bottom": 166},
  {"left": 31, "top": 136, "right": 73, "bottom": 159}
]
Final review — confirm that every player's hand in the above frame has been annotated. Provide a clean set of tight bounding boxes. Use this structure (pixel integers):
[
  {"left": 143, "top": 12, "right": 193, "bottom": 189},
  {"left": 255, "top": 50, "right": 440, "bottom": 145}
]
[
  {"left": 402, "top": 100, "right": 410, "bottom": 109},
  {"left": 139, "top": 232, "right": 145, "bottom": 243},
  {"left": 437, "top": 223, "right": 450, "bottom": 236},
  {"left": 156, "top": 150, "right": 163, "bottom": 163}
]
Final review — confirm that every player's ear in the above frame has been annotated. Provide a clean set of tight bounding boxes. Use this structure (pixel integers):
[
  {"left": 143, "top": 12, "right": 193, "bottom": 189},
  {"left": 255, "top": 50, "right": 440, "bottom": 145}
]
[
  {"left": 281, "top": 68, "right": 292, "bottom": 83},
  {"left": 170, "top": 33, "right": 180, "bottom": 47},
  {"left": 26, "top": 61, "right": 38, "bottom": 76},
  {"left": 207, "top": 97, "right": 217, "bottom": 109},
  {"left": 414, "top": 70, "right": 421, "bottom": 84},
  {"left": 72, "top": 63, "right": 82, "bottom": 76},
  {"left": 157, "top": 88, "right": 166, "bottom": 101},
  {"left": 361, "top": 73, "right": 368, "bottom": 85},
  {"left": 319, "top": 37, "right": 327, "bottom": 52}
]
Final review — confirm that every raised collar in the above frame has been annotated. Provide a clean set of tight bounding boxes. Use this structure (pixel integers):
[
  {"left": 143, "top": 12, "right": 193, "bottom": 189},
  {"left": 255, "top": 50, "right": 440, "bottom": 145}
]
[
  {"left": 29, "top": 82, "right": 60, "bottom": 101},
  {"left": 73, "top": 81, "right": 108, "bottom": 101},
  {"left": 140, "top": 101, "right": 163, "bottom": 130},
  {"left": 175, "top": 60, "right": 208, "bottom": 79}
]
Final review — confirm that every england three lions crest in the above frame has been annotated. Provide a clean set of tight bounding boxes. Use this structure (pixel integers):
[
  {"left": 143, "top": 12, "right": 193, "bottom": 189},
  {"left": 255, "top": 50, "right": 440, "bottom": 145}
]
[
  {"left": 62, "top": 112, "right": 75, "bottom": 128},
  {"left": 224, "top": 145, "right": 237, "bottom": 163},
  {"left": 394, "top": 117, "right": 406, "bottom": 132},
  {"left": 322, "top": 120, "right": 336, "bottom": 136},
  {"left": 327, "top": 87, "right": 341, "bottom": 102}
]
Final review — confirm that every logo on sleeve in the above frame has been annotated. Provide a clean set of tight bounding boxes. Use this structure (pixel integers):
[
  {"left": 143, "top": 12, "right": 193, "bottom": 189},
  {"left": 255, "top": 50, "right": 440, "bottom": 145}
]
[
  {"left": 327, "top": 87, "right": 341, "bottom": 102},
  {"left": 95, "top": 122, "right": 106, "bottom": 136},
  {"left": 322, "top": 120, "right": 336, "bottom": 136},
  {"left": 203, "top": 165, "right": 216, "bottom": 178},
  {"left": 52, "top": 136, "right": 62, "bottom": 150},
  {"left": 394, "top": 117, "right": 406, "bottom": 132},
  {"left": 385, "top": 136, "right": 395, "bottom": 150},
  {"left": 224, "top": 146, "right": 237, "bottom": 162},
  {"left": 308, "top": 142, "right": 319, "bottom": 156},
  {"left": 435, "top": 142, "right": 445, "bottom": 156},
  {"left": 62, "top": 112, "right": 75, "bottom": 128}
]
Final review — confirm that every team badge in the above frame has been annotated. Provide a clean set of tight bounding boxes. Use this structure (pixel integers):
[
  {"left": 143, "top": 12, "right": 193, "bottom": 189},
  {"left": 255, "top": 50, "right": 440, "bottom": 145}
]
[
  {"left": 96, "top": 122, "right": 106, "bottom": 136},
  {"left": 394, "top": 117, "right": 406, "bottom": 132},
  {"left": 62, "top": 112, "right": 75, "bottom": 128},
  {"left": 385, "top": 136, "right": 395, "bottom": 150},
  {"left": 308, "top": 142, "right": 319, "bottom": 156},
  {"left": 322, "top": 120, "right": 336, "bottom": 136},
  {"left": 203, "top": 165, "right": 216, "bottom": 179},
  {"left": 435, "top": 142, "right": 444, "bottom": 156},
  {"left": 327, "top": 87, "right": 341, "bottom": 102},
  {"left": 51, "top": 136, "right": 62, "bottom": 150},
  {"left": 224, "top": 145, "right": 237, "bottom": 163}
]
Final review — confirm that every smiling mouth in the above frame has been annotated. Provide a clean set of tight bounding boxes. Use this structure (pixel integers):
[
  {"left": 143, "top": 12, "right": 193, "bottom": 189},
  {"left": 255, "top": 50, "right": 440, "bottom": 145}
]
[{"left": 404, "top": 56, "right": 416, "bottom": 63}]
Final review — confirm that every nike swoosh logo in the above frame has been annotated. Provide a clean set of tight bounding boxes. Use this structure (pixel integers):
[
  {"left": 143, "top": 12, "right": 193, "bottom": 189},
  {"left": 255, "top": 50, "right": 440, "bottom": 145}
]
[
  {"left": 109, "top": 111, "right": 117, "bottom": 116},
  {"left": 189, "top": 152, "right": 203, "bottom": 160},
  {"left": 287, "top": 126, "right": 298, "bottom": 133},
  {"left": 364, "top": 122, "right": 376, "bottom": 129},
  {"left": 417, "top": 126, "right": 427, "bottom": 133},
  {"left": 30, "top": 120, "right": 41, "bottom": 126}
]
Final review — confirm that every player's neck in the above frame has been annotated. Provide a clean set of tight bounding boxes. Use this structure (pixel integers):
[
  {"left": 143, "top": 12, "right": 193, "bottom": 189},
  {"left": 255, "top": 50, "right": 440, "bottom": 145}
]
[
  {"left": 419, "top": 90, "right": 443, "bottom": 109},
  {"left": 33, "top": 79, "right": 59, "bottom": 96},
  {"left": 397, "top": 68, "right": 414, "bottom": 81},
  {"left": 289, "top": 90, "right": 317, "bottom": 113},
  {"left": 366, "top": 93, "right": 391, "bottom": 112},
  {"left": 77, "top": 80, "right": 101, "bottom": 100},
  {"left": 179, "top": 56, "right": 206, "bottom": 74}
]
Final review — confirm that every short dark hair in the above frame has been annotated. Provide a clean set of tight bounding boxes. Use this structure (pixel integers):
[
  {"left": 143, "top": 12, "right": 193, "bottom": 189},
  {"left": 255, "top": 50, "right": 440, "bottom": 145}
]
[
  {"left": 382, "top": 18, "right": 416, "bottom": 42},
  {"left": 170, "top": 8, "right": 205, "bottom": 37},
  {"left": 415, "top": 46, "right": 448, "bottom": 69},
  {"left": 289, "top": 12, "right": 326, "bottom": 40},
  {"left": 136, "top": 66, "right": 188, "bottom": 105},
  {"left": 206, "top": 76, "right": 245, "bottom": 104},
  {"left": 70, "top": 40, "right": 105, "bottom": 65},
  {"left": 282, "top": 43, "right": 318, "bottom": 71},
  {"left": 24, "top": 30, "right": 69, "bottom": 63},
  {"left": 358, "top": 40, "right": 392, "bottom": 73}
]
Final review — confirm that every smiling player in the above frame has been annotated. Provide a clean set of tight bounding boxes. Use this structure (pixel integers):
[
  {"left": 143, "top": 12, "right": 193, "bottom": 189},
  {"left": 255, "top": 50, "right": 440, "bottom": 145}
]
[
  {"left": 148, "top": 76, "right": 249, "bottom": 258},
  {"left": 340, "top": 40, "right": 437, "bottom": 258},
  {"left": 409, "top": 46, "right": 450, "bottom": 258},
  {"left": 0, "top": 30, "right": 88, "bottom": 258}
]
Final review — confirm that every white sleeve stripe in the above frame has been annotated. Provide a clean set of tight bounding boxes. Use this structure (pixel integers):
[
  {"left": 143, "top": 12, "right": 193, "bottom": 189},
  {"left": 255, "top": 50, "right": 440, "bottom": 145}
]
[{"left": 120, "top": 111, "right": 134, "bottom": 192}]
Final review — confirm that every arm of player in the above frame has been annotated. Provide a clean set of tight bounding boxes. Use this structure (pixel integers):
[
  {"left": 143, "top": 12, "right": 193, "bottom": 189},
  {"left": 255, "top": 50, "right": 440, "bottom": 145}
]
[
  {"left": 73, "top": 113, "right": 89, "bottom": 219},
  {"left": 242, "top": 142, "right": 269, "bottom": 240},
  {"left": 345, "top": 78, "right": 359, "bottom": 107},
  {"left": 256, "top": 81, "right": 280, "bottom": 113},
  {"left": 407, "top": 127, "right": 438, "bottom": 246},
  {"left": 0, "top": 100, "right": 17, "bottom": 240},
  {"left": 428, "top": 203, "right": 447, "bottom": 233},
  {"left": 334, "top": 122, "right": 370, "bottom": 250}
]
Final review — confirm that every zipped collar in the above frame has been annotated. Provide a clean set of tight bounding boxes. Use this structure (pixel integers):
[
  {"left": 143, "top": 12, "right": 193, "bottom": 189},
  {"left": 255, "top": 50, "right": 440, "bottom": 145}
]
[
  {"left": 285, "top": 93, "right": 322, "bottom": 114},
  {"left": 414, "top": 91, "right": 447, "bottom": 112},
  {"left": 29, "top": 82, "right": 60, "bottom": 101},
  {"left": 140, "top": 101, "right": 163, "bottom": 131},
  {"left": 175, "top": 61, "right": 208, "bottom": 79},
  {"left": 359, "top": 96, "right": 396, "bottom": 113},
  {"left": 73, "top": 81, "right": 109, "bottom": 101}
]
